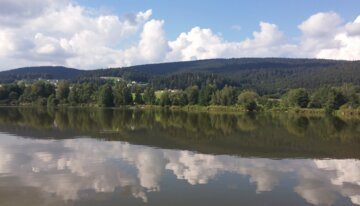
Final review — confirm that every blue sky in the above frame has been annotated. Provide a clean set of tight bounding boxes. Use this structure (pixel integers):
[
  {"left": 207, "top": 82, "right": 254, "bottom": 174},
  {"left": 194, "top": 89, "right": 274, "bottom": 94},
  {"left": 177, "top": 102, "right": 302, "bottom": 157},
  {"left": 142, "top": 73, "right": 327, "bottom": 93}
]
[
  {"left": 0, "top": 0, "right": 359, "bottom": 70},
  {"left": 76, "top": 0, "right": 360, "bottom": 41}
]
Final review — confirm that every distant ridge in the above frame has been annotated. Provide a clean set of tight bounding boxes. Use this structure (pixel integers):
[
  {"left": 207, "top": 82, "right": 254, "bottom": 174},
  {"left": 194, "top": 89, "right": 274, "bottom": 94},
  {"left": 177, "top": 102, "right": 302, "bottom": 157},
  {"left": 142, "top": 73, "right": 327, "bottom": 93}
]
[
  {"left": 0, "top": 66, "right": 85, "bottom": 83},
  {"left": 85, "top": 58, "right": 360, "bottom": 92},
  {"left": 85, "top": 57, "right": 358, "bottom": 78},
  {"left": 1, "top": 58, "right": 359, "bottom": 93}
]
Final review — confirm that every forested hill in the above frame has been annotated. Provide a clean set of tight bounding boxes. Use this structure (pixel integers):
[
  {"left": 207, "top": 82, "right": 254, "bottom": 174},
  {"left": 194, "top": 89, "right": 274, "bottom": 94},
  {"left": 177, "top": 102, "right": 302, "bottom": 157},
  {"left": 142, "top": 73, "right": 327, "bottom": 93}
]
[
  {"left": 0, "top": 66, "right": 85, "bottom": 83},
  {"left": 92, "top": 58, "right": 346, "bottom": 76},
  {"left": 86, "top": 58, "right": 360, "bottom": 93},
  {"left": 1, "top": 58, "right": 360, "bottom": 93}
]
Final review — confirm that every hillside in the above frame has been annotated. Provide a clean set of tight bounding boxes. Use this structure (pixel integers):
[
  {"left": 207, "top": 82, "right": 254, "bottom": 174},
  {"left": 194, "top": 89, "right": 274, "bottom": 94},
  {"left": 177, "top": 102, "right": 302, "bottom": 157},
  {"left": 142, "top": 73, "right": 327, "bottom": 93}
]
[
  {"left": 86, "top": 58, "right": 360, "bottom": 93},
  {"left": 0, "top": 66, "right": 85, "bottom": 83},
  {"left": 1, "top": 58, "right": 360, "bottom": 94}
]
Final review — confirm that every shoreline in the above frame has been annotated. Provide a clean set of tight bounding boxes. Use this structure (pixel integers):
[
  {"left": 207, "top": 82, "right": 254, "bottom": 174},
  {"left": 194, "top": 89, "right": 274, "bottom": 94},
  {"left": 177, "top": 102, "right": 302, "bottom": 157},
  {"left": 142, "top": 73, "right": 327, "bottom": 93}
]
[{"left": 1, "top": 104, "right": 360, "bottom": 118}]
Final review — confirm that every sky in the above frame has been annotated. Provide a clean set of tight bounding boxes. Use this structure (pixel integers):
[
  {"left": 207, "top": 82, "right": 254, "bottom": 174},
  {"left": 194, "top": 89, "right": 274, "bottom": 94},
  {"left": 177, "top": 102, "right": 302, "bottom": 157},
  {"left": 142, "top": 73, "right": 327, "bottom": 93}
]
[{"left": 0, "top": 0, "right": 359, "bottom": 70}]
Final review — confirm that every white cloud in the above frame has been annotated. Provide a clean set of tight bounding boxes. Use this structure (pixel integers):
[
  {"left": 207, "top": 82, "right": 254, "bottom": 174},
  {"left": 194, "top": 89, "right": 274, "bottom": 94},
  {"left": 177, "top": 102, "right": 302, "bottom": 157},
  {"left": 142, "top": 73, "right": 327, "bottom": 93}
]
[
  {"left": 227, "top": 22, "right": 296, "bottom": 57},
  {"left": 298, "top": 12, "right": 343, "bottom": 57},
  {"left": 166, "top": 21, "right": 293, "bottom": 62},
  {"left": 346, "top": 16, "right": 360, "bottom": 36},
  {"left": 0, "top": 30, "right": 15, "bottom": 56},
  {"left": 0, "top": 0, "right": 68, "bottom": 26},
  {"left": 139, "top": 20, "right": 169, "bottom": 62},
  {"left": 167, "top": 27, "right": 224, "bottom": 61},
  {"left": 316, "top": 16, "right": 360, "bottom": 60},
  {"left": 115, "top": 19, "right": 169, "bottom": 67},
  {"left": 299, "top": 12, "right": 342, "bottom": 38},
  {"left": 292, "top": 13, "right": 360, "bottom": 60},
  {"left": 0, "top": 2, "right": 153, "bottom": 69},
  {"left": 0, "top": 2, "right": 359, "bottom": 70},
  {"left": 243, "top": 22, "right": 285, "bottom": 47}
]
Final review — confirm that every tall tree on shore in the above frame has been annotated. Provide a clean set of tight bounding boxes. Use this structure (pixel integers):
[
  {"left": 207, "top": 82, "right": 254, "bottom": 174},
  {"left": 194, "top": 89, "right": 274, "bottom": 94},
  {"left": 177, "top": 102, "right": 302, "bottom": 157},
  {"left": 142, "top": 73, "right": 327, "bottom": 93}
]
[
  {"left": 238, "top": 91, "right": 259, "bottom": 112},
  {"left": 159, "top": 91, "right": 171, "bottom": 106},
  {"left": 286, "top": 89, "right": 310, "bottom": 108},
  {"left": 199, "top": 84, "right": 216, "bottom": 106},
  {"left": 56, "top": 81, "right": 70, "bottom": 102},
  {"left": 113, "top": 82, "right": 132, "bottom": 106},
  {"left": 220, "top": 85, "right": 236, "bottom": 106},
  {"left": 97, "top": 84, "right": 114, "bottom": 107},
  {"left": 325, "top": 89, "right": 347, "bottom": 112},
  {"left": 68, "top": 84, "right": 79, "bottom": 105},
  {"left": 185, "top": 85, "right": 199, "bottom": 105},
  {"left": 170, "top": 91, "right": 188, "bottom": 106},
  {"left": 20, "top": 81, "right": 55, "bottom": 103},
  {"left": 134, "top": 90, "right": 144, "bottom": 105},
  {"left": 143, "top": 86, "right": 156, "bottom": 105}
]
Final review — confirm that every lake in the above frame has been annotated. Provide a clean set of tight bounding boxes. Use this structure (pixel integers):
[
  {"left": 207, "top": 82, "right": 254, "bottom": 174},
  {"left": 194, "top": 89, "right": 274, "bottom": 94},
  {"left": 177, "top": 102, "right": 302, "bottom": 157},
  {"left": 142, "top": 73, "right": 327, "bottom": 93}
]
[{"left": 0, "top": 107, "right": 359, "bottom": 206}]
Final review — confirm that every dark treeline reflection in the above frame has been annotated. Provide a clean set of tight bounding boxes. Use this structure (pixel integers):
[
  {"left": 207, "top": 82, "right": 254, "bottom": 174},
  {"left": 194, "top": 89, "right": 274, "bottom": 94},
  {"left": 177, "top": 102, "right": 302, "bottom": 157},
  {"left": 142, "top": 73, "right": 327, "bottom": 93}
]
[{"left": 0, "top": 107, "right": 359, "bottom": 158}]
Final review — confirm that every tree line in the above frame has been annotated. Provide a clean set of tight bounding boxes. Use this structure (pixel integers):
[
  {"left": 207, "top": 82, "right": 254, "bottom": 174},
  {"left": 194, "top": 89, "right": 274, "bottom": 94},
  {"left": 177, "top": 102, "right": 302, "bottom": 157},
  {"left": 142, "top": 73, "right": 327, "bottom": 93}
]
[{"left": 0, "top": 80, "right": 359, "bottom": 113}]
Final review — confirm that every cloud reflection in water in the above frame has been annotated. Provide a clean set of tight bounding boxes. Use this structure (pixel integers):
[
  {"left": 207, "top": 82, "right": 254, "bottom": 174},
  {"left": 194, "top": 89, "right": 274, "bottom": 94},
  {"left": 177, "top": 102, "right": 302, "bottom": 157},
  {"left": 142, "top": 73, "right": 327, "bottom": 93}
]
[{"left": 0, "top": 133, "right": 359, "bottom": 205}]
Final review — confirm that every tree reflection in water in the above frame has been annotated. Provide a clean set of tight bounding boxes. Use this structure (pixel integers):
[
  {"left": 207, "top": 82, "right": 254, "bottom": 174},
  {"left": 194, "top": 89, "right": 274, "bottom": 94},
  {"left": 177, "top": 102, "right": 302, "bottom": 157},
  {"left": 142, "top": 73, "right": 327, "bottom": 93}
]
[{"left": 0, "top": 107, "right": 359, "bottom": 158}]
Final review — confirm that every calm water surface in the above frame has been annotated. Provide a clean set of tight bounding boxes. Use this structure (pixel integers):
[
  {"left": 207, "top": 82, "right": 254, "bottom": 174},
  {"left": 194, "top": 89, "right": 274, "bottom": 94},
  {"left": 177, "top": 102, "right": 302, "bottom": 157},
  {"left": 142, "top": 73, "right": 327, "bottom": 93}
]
[{"left": 0, "top": 107, "right": 359, "bottom": 206}]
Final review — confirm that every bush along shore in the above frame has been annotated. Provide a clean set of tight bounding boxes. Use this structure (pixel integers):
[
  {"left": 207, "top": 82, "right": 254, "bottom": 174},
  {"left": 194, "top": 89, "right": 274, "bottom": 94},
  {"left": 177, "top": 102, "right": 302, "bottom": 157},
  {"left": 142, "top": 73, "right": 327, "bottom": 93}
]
[{"left": 0, "top": 80, "right": 359, "bottom": 117}]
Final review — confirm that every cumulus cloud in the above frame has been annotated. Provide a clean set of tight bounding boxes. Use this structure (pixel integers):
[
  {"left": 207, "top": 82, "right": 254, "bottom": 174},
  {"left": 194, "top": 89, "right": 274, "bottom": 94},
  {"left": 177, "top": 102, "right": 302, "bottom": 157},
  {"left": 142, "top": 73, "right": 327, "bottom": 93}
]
[
  {"left": 166, "top": 21, "right": 294, "bottom": 62},
  {"left": 244, "top": 22, "right": 286, "bottom": 47},
  {"left": 116, "top": 19, "right": 169, "bottom": 66},
  {"left": 316, "top": 16, "right": 360, "bottom": 60},
  {"left": 299, "top": 12, "right": 342, "bottom": 38},
  {"left": 0, "top": 2, "right": 153, "bottom": 69},
  {"left": 166, "top": 27, "right": 224, "bottom": 61},
  {"left": 0, "top": 1, "right": 359, "bottom": 70},
  {"left": 0, "top": 0, "right": 68, "bottom": 26},
  {"left": 225, "top": 22, "right": 296, "bottom": 57},
  {"left": 139, "top": 20, "right": 169, "bottom": 62},
  {"left": 346, "top": 16, "right": 360, "bottom": 36},
  {"left": 298, "top": 12, "right": 343, "bottom": 57}
]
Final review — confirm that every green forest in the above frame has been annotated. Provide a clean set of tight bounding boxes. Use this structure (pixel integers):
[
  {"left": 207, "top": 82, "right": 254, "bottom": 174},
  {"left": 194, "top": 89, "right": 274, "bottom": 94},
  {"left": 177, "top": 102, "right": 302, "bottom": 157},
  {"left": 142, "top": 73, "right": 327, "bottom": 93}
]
[{"left": 0, "top": 79, "right": 359, "bottom": 114}]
